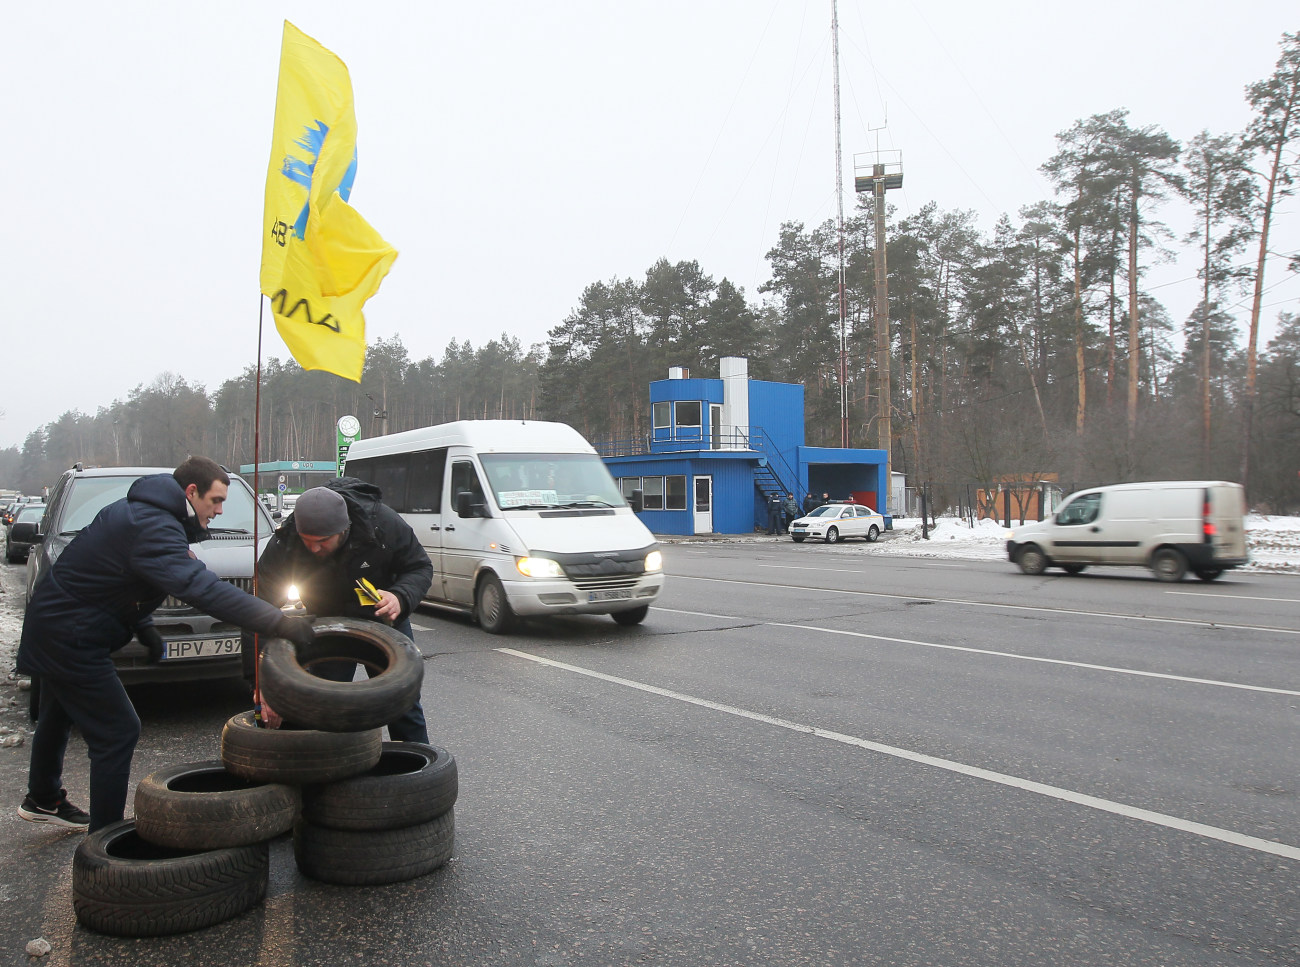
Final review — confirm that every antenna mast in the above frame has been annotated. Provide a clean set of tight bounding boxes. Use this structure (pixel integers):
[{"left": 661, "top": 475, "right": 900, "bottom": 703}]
[{"left": 833, "top": 0, "right": 848, "bottom": 448}]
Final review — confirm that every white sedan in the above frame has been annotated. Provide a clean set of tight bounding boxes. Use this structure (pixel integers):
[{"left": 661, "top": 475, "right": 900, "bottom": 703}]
[{"left": 790, "top": 502, "right": 884, "bottom": 543}]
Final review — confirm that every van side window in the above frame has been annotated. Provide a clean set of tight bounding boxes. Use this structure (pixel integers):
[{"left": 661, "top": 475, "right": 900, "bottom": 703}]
[
  {"left": 1057, "top": 492, "right": 1101, "bottom": 526},
  {"left": 407, "top": 448, "right": 447, "bottom": 513},
  {"left": 360, "top": 456, "right": 409, "bottom": 512},
  {"left": 450, "top": 460, "right": 486, "bottom": 506}
]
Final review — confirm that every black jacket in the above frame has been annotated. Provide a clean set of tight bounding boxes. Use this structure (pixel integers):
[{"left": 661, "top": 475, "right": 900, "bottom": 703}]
[
  {"left": 18, "top": 474, "right": 286, "bottom": 680},
  {"left": 252, "top": 477, "right": 433, "bottom": 623}
]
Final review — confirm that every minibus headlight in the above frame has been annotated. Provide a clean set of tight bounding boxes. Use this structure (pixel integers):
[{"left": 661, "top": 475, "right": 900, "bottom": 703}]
[
  {"left": 644, "top": 550, "right": 663, "bottom": 572},
  {"left": 516, "top": 556, "right": 564, "bottom": 579}
]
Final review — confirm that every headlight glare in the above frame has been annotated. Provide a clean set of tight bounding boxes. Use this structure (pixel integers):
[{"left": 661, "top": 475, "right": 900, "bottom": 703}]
[
  {"left": 516, "top": 556, "right": 564, "bottom": 578},
  {"left": 644, "top": 550, "right": 663, "bottom": 572}
]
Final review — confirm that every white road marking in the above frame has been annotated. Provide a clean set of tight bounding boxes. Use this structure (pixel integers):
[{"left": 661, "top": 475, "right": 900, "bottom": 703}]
[
  {"left": 1167, "top": 591, "right": 1300, "bottom": 604},
  {"left": 761, "top": 562, "right": 966, "bottom": 570},
  {"left": 497, "top": 647, "right": 1300, "bottom": 863},
  {"left": 651, "top": 607, "right": 1300, "bottom": 696},
  {"left": 672, "top": 574, "right": 1300, "bottom": 636},
  {"left": 410, "top": 621, "right": 438, "bottom": 632}
]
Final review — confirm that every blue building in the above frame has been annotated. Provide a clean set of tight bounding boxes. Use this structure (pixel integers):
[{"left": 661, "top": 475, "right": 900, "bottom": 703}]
[{"left": 596, "top": 357, "right": 892, "bottom": 536}]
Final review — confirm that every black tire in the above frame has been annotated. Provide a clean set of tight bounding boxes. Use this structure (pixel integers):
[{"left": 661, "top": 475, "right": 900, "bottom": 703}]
[
  {"left": 825, "top": 526, "right": 840, "bottom": 544},
  {"left": 1061, "top": 564, "right": 1087, "bottom": 575},
  {"left": 476, "top": 572, "right": 516, "bottom": 634},
  {"left": 791, "top": 534, "right": 805, "bottom": 543},
  {"left": 73, "top": 820, "right": 268, "bottom": 937},
  {"left": 301, "top": 742, "right": 458, "bottom": 831},
  {"left": 1195, "top": 568, "right": 1223, "bottom": 582},
  {"left": 220, "top": 711, "right": 382, "bottom": 785},
  {"left": 259, "top": 618, "right": 423, "bottom": 733},
  {"left": 612, "top": 605, "right": 649, "bottom": 626},
  {"left": 866, "top": 525, "right": 880, "bottom": 543},
  {"left": 134, "top": 761, "right": 299, "bottom": 850},
  {"left": 1017, "top": 545, "right": 1049, "bottom": 575},
  {"left": 1152, "top": 548, "right": 1188, "bottom": 582},
  {"left": 294, "top": 809, "right": 455, "bottom": 886}
]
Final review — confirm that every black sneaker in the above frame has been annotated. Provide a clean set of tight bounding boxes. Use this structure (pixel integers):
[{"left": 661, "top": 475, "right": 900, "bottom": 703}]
[{"left": 18, "top": 794, "right": 90, "bottom": 829}]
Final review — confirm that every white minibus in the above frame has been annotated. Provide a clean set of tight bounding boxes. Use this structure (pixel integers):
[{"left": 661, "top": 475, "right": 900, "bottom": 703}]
[{"left": 342, "top": 420, "right": 664, "bottom": 632}]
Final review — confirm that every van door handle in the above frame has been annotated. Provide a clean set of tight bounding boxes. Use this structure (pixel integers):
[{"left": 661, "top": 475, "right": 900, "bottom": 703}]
[
  {"left": 444, "top": 525, "right": 455, "bottom": 532},
  {"left": 429, "top": 524, "right": 440, "bottom": 531},
  {"left": 1090, "top": 526, "right": 1101, "bottom": 532}
]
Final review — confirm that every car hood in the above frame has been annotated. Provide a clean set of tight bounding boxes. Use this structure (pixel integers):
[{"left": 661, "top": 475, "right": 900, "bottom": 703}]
[
  {"left": 47, "top": 532, "right": 271, "bottom": 575},
  {"left": 495, "top": 512, "right": 657, "bottom": 555}
]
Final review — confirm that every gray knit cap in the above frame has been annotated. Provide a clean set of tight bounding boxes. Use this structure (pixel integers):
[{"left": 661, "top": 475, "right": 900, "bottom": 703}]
[{"left": 293, "top": 487, "right": 349, "bottom": 536}]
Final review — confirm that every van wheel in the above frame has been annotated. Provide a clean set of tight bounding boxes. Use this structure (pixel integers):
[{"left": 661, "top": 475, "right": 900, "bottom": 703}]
[
  {"left": 1152, "top": 549, "right": 1188, "bottom": 582},
  {"left": 1061, "top": 564, "right": 1087, "bottom": 575},
  {"left": 1017, "top": 545, "right": 1048, "bottom": 575},
  {"left": 476, "top": 573, "right": 516, "bottom": 634},
  {"left": 866, "top": 525, "right": 880, "bottom": 543},
  {"left": 612, "top": 606, "right": 649, "bottom": 627},
  {"left": 825, "top": 527, "right": 840, "bottom": 544},
  {"left": 1194, "top": 568, "right": 1223, "bottom": 582}
]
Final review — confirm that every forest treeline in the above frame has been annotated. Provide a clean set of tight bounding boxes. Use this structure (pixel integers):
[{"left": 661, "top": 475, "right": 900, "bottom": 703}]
[{"left": 3, "top": 33, "right": 1298, "bottom": 511}]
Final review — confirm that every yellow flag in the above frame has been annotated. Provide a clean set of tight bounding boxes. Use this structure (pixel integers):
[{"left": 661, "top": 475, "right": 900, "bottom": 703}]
[{"left": 260, "top": 21, "right": 397, "bottom": 382}]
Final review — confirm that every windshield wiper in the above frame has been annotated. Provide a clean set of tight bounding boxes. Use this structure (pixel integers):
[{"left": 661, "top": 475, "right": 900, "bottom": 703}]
[
  {"left": 559, "top": 500, "right": 616, "bottom": 508},
  {"left": 206, "top": 527, "right": 252, "bottom": 534},
  {"left": 500, "top": 503, "right": 556, "bottom": 510}
]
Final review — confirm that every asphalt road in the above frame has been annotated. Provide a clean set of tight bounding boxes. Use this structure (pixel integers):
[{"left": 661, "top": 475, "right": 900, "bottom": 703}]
[{"left": 0, "top": 543, "right": 1297, "bottom": 967}]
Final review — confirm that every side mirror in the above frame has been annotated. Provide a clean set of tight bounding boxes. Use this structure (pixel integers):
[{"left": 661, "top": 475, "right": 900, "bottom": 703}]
[
  {"left": 630, "top": 489, "right": 644, "bottom": 513},
  {"left": 455, "top": 491, "right": 487, "bottom": 518},
  {"left": 11, "top": 522, "right": 41, "bottom": 544}
]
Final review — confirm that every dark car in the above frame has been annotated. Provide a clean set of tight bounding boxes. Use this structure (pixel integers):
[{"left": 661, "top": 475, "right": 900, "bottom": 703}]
[
  {"left": 4, "top": 503, "right": 46, "bottom": 562},
  {"left": 2, "top": 497, "right": 39, "bottom": 526},
  {"left": 14, "top": 465, "right": 277, "bottom": 685}
]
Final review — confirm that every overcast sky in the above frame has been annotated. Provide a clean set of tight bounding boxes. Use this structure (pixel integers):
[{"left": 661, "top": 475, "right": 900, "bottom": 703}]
[{"left": 2, "top": 2, "right": 1297, "bottom": 450}]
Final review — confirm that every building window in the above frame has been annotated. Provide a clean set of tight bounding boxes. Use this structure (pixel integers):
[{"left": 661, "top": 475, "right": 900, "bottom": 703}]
[
  {"left": 675, "top": 401, "right": 701, "bottom": 427},
  {"left": 642, "top": 476, "right": 663, "bottom": 510},
  {"left": 653, "top": 402, "right": 671, "bottom": 429},
  {"left": 620, "top": 477, "right": 641, "bottom": 500},
  {"left": 665, "top": 475, "right": 687, "bottom": 510}
]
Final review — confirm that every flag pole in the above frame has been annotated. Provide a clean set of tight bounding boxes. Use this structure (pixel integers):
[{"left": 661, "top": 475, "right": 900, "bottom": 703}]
[{"left": 252, "top": 293, "right": 265, "bottom": 723}]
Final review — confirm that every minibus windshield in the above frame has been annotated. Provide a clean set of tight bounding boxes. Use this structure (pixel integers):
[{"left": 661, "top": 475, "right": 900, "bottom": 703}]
[{"left": 479, "top": 453, "right": 626, "bottom": 510}]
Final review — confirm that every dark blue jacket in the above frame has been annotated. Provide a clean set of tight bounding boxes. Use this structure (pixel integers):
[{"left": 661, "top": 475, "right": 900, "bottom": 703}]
[{"left": 17, "top": 474, "right": 286, "bottom": 680}]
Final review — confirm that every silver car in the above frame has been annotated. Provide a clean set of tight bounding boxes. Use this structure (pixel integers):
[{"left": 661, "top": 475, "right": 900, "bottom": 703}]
[{"left": 19, "top": 466, "right": 276, "bottom": 684}]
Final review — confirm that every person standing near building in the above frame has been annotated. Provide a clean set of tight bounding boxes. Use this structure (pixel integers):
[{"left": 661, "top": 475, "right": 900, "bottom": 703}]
[
  {"left": 248, "top": 479, "right": 434, "bottom": 742},
  {"left": 16, "top": 457, "right": 315, "bottom": 832},
  {"left": 804, "top": 492, "right": 819, "bottom": 515},
  {"left": 766, "top": 492, "right": 784, "bottom": 535}
]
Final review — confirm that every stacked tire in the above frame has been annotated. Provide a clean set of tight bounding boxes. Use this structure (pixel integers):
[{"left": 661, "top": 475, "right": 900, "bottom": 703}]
[
  {"left": 296, "top": 742, "right": 457, "bottom": 885},
  {"left": 72, "top": 617, "right": 456, "bottom": 936}
]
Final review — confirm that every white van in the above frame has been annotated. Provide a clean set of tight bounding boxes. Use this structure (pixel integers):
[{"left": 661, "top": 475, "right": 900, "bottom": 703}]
[
  {"left": 1006, "top": 480, "right": 1247, "bottom": 582},
  {"left": 342, "top": 420, "right": 664, "bottom": 632}
]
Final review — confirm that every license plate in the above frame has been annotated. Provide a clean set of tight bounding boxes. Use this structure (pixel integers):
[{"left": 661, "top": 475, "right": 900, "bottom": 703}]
[
  {"left": 588, "top": 589, "right": 633, "bottom": 602},
  {"left": 164, "top": 637, "right": 242, "bottom": 660}
]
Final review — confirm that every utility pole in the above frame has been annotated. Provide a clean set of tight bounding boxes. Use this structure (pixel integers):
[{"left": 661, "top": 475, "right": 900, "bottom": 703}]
[
  {"left": 854, "top": 152, "right": 903, "bottom": 514},
  {"left": 832, "top": 1, "right": 849, "bottom": 447}
]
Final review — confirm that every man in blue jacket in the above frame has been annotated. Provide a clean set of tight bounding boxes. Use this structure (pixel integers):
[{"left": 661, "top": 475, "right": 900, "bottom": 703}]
[
  {"left": 247, "top": 478, "right": 433, "bottom": 742},
  {"left": 16, "top": 457, "right": 315, "bottom": 832}
]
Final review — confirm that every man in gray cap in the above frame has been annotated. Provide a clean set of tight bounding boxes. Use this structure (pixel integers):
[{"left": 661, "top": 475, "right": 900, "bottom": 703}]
[{"left": 245, "top": 478, "right": 434, "bottom": 741}]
